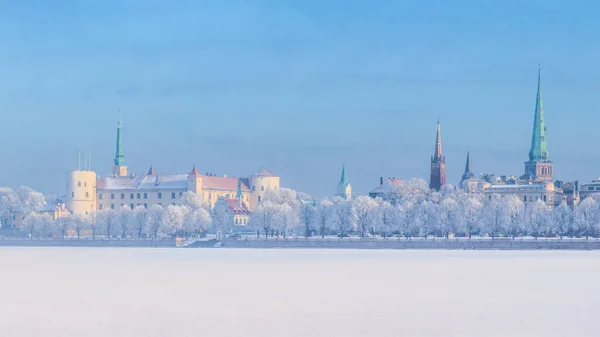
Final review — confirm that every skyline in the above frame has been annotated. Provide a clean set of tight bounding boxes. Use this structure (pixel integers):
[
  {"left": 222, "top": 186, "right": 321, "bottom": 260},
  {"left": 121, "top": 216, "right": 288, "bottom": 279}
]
[{"left": 1, "top": 1, "right": 600, "bottom": 197}]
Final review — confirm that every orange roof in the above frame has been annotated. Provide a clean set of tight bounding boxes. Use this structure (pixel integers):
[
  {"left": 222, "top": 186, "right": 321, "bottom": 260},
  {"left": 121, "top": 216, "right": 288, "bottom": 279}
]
[{"left": 202, "top": 176, "right": 250, "bottom": 192}]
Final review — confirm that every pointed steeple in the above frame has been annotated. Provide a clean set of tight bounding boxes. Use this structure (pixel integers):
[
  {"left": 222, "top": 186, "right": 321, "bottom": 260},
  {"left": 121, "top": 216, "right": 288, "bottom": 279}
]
[
  {"left": 461, "top": 151, "right": 475, "bottom": 181},
  {"left": 339, "top": 164, "right": 349, "bottom": 187},
  {"left": 434, "top": 119, "right": 442, "bottom": 160},
  {"left": 114, "top": 120, "right": 125, "bottom": 166},
  {"left": 528, "top": 68, "right": 549, "bottom": 162},
  {"left": 189, "top": 165, "right": 200, "bottom": 176},
  {"left": 236, "top": 179, "right": 243, "bottom": 205}
]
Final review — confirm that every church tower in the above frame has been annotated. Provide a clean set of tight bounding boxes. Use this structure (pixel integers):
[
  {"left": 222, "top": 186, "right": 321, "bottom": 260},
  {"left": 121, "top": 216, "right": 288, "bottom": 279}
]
[
  {"left": 460, "top": 151, "right": 477, "bottom": 193},
  {"left": 336, "top": 165, "right": 352, "bottom": 200},
  {"left": 524, "top": 69, "right": 553, "bottom": 182},
  {"left": 112, "top": 120, "right": 127, "bottom": 177},
  {"left": 430, "top": 120, "right": 446, "bottom": 191}
]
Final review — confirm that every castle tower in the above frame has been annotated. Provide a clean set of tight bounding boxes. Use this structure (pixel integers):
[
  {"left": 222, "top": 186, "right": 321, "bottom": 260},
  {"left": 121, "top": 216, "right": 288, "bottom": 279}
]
[
  {"left": 524, "top": 69, "right": 553, "bottom": 182},
  {"left": 66, "top": 150, "right": 97, "bottom": 215},
  {"left": 112, "top": 120, "right": 127, "bottom": 177},
  {"left": 248, "top": 168, "right": 280, "bottom": 210},
  {"left": 187, "top": 166, "right": 203, "bottom": 195},
  {"left": 429, "top": 120, "right": 446, "bottom": 191},
  {"left": 336, "top": 165, "right": 352, "bottom": 200}
]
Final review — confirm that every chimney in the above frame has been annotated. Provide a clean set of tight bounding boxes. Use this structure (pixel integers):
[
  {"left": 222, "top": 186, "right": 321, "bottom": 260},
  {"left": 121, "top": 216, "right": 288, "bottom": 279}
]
[{"left": 380, "top": 177, "right": 384, "bottom": 185}]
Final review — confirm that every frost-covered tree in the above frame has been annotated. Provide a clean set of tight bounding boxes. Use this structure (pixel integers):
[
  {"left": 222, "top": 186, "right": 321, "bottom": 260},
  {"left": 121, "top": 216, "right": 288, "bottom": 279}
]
[
  {"left": 352, "top": 195, "right": 379, "bottom": 237},
  {"left": 552, "top": 202, "right": 572, "bottom": 239},
  {"left": 17, "top": 186, "right": 46, "bottom": 218},
  {"left": 0, "top": 188, "right": 18, "bottom": 228},
  {"left": 164, "top": 205, "right": 187, "bottom": 237},
  {"left": 56, "top": 214, "right": 71, "bottom": 239},
  {"left": 184, "top": 206, "right": 211, "bottom": 237},
  {"left": 146, "top": 205, "right": 164, "bottom": 239},
  {"left": 417, "top": 200, "right": 439, "bottom": 238},
  {"left": 251, "top": 201, "right": 281, "bottom": 239},
  {"left": 527, "top": 200, "right": 551, "bottom": 239},
  {"left": 299, "top": 201, "right": 317, "bottom": 237},
  {"left": 88, "top": 212, "right": 101, "bottom": 240},
  {"left": 276, "top": 203, "right": 299, "bottom": 238},
  {"left": 332, "top": 197, "right": 355, "bottom": 238},
  {"left": 22, "top": 213, "right": 41, "bottom": 238},
  {"left": 133, "top": 208, "right": 148, "bottom": 238},
  {"left": 72, "top": 213, "right": 87, "bottom": 239},
  {"left": 481, "top": 195, "right": 505, "bottom": 239},
  {"left": 97, "top": 209, "right": 117, "bottom": 238},
  {"left": 439, "top": 197, "right": 460, "bottom": 238},
  {"left": 574, "top": 197, "right": 598, "bottom": 239},
  {"left": 316, "top": 199, "right": 334, "bottom": 238},
  {"left": 460, "top": 195, "right": 483, "bottom": 238},
  {"left": 117, "top": 208, "right": 135, "bottom": 238},
  {"left": 374, "top": 200, "right": 398, "bottom": 238},
  {"left": 504, "top": 195, "right": 526, "bottom": 239}
]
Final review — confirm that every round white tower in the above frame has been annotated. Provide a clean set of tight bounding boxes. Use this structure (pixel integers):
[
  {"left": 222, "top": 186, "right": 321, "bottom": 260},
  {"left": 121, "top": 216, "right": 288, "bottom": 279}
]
[
  {"left": 248, "top": 168, "right": 280, "bottom": 210},
  {"left": 65, "top": 170, "right": 97, "bottom": 215}
]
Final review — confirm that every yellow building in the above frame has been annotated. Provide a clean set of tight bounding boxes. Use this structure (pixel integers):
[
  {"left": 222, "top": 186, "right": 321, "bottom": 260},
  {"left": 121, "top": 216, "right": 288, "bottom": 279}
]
[{"left": 65, "top": 121, "right": 279, "bottom": 214}]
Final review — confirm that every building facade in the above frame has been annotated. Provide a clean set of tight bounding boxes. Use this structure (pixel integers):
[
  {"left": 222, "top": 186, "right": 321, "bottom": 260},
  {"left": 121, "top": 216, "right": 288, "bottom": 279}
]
[{"left": 65, "top": 121, "right": 279, "bottom": 215}]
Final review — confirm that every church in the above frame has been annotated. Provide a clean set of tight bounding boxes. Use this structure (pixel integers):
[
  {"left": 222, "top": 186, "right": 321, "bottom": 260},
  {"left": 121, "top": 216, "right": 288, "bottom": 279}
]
[{"left": 64, "top": 121, "right": 280, "bottom": 216}]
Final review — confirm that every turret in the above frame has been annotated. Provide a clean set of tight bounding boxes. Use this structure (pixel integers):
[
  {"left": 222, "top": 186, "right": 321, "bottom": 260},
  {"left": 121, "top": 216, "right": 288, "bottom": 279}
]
[
  {"left": 524, "top": 68, "right": 553, "bottom": 182},
  {"left": 187, "top": 165, "right": 203, "bottom": 195},
  {"left": 113, "top": 120, "right": 127, "bottom": 177},
  {"left": 248, "top": 167, "right": 280, "bottom": 210}
]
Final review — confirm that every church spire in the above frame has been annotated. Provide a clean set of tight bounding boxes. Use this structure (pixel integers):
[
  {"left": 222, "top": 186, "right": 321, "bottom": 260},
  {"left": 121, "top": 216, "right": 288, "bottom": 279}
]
[
  {"left": 434, "top": 119, "right": 442, "bottom": 160},
  {"left": 461, "top": 151, "right": 474, "bottom": 181},
  {"left": 112, "top": 120, "right": 127, "bottom": 177},
  {"left": 528, "top": 68, "right": 549, "bottom": 162},
  {"left": 114, "top": 120, "right": 125, "bottom": 166},
  {"left": 339, "top": 164, "right": 349, "bottom": 187}
]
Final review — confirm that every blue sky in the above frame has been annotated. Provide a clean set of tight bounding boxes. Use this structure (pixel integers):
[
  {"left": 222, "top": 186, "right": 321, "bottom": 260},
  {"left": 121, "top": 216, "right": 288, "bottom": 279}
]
[{"left": 1, "top": 0, "right": 599, "bottom": 197}]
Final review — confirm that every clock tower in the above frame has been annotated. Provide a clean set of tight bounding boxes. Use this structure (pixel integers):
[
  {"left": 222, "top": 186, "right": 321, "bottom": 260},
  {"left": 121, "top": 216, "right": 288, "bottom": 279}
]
[{"left": 523, "top": 69, "right": 553, "bottom": 182}]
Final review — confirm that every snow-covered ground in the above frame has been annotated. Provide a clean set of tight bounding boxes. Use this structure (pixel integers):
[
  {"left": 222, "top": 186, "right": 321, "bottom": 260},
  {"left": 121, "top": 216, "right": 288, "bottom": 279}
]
[{"left": 1, "top": 248, "right": 598, "bottom": 337}]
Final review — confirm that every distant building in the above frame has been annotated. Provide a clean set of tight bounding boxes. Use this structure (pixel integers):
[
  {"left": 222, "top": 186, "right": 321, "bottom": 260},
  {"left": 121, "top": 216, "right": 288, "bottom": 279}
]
[
  {"left": 213, "top": 182, "right": 251, "bottom": 228},
  {"left": 369, "top": 177, "right": 403, "bottom": 200},
  {"left": 460, "top": 151, "right": 479, "bottom": 193},
  {"left": 429, "top": 120, "right": 446, "bottom": 191},
  {"left": 10, "top": 199, "right": 70, "bottom": 229},
  {"left": 482, "top": 70, "right": 564, "bottom": 207},
  {"left": 336, "top": 165, "right": 352, "bottom": 200},
  {"left": 65, "top": 121, "right": 279, "bottom": 215}
]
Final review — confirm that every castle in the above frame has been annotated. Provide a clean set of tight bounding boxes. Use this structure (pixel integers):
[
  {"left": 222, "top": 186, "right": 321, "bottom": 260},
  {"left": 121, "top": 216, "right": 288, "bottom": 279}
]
[{"left": 64, "top": 121, "right": 280, "bottom": 216}]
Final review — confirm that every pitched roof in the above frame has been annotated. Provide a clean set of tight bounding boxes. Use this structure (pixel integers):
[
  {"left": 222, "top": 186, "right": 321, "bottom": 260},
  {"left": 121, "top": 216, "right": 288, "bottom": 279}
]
[
  {"left": 369, "top": 179, "right": 403, "bottom": 194},
  {"left": 190, "top": 166, "right": 200, "bottom": 176},
  {"left": 147, "top": 167, "right": 155, "bottom": 175},
  {"left": 253, "top": 167, "right": 277, "bottom": 177},
  {"left": 202, "top": 176, "right": 250, "bottom": 192},
  {"left": 224, "top": 198, "right": 250, "bottom": 215}
]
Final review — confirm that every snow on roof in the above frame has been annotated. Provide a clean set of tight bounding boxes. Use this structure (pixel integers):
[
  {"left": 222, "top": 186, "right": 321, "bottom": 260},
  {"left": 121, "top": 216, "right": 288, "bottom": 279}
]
[
  {"left": 253, "top": 167, "right": 277, "bottom": 177},
  {"left": 97, "top": 175, "right": 143, "bottom": 190},
  {"left": 98, "top": 174, "right": 188, "bottom": 191},
  {"left": 225, "top": 198, "right": 250, "bottom": 215},
  {"left": 203, "top": 176, "right": 250, "bottom": 192},
  {"left": 370, "top": 179, "right": 403, "bottom": 194},
  {"left": 485, "top": 184, "right": 544, "bottom": 190}
]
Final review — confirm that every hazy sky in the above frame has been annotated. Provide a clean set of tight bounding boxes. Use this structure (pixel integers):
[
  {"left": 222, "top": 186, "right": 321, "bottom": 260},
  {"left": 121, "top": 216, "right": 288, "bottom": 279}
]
[{"left": 1, "top": 0, "right": 599, "bottom": 197}]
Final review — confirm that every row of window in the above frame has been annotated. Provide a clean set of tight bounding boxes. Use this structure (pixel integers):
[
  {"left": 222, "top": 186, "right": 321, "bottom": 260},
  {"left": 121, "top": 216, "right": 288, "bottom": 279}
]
[
  {"left": 487, "top": 195, "right": 551, "bottom": 202},
  {"left": 100, "top": 192, "right": 181, "bottom": 200},
  {"left": 99, "top": 203, "right": 177, "bottom": 210},
  {"left": 235, "top": 218, "right": 248, "bottom": 225}
]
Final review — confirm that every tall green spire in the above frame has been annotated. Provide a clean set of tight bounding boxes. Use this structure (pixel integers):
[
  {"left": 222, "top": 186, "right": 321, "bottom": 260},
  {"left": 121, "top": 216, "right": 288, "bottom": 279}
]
[
  {"left": 339, "top": 165, "right": 349, "bottom": 187},
  {"left": 528, "top": 69, "right": 549, "bottom": 162},
  {"left": 114, "top": 120, "right": 125, "bottom": 166}
]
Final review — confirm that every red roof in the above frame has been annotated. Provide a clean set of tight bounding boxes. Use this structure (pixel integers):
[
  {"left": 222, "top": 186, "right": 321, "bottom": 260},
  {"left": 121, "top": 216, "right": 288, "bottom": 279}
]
[
  {"left": 189, "top": 166, "right": 200, "bottom": 176},
  {"left": 202, "top": 176, "right": 250, "bottom": 192},
  {"left": 225, "top": 198, "right": 250, "bottom": 215},
  {"left": 370, "top": 179, "right": 403, "bottom": 194}
]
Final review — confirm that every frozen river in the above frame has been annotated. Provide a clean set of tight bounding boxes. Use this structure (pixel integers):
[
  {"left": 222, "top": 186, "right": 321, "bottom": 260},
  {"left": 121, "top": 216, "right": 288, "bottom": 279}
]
[{"left": 1, "top": 248, "right": 598, "bottom": 337}]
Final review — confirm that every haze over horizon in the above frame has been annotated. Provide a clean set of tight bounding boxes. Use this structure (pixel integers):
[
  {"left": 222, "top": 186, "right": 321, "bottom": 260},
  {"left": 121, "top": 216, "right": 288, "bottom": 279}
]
[{"left": 1, "top": 0, "right": 600, "bottom": 198}]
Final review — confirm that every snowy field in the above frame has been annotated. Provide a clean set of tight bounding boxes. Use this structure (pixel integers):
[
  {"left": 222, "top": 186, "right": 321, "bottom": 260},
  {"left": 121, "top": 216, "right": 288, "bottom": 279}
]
[{"left": 1, "top": 249, "right": 599, "bottom": 337}]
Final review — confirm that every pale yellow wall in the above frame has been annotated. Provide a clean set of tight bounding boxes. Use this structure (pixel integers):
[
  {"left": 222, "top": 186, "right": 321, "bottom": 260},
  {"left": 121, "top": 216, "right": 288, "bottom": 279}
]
[
  {"left": 203, "top": 189, "right": 250, "bottom": 209},
  {"left": 248, "top": 175, "right": 280, "bottom": 210},
  {"left": 113, "top": 166, "right": 127, "bottom": 177},
  {"left": 482, "top": 183, "right": 561, "bottom": 207},
  {"left": 66, "top": 170, "right": 97, "bottom": 215}
]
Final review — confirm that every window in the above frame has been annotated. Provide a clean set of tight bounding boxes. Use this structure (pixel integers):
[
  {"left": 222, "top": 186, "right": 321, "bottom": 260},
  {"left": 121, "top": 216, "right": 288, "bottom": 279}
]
[
  {"left": 71, "top": 192, "right": 74, "bottom": 197},
  {"left": 144, "top": 193, "right": 147, "bottom": 199},
  {"left": 99, "top": 194, "right": 103, "bottom": 200},
  {"left": 529, "top": 196, "right": 533, "bottom": 201},
  {"left": 130, "top": 204, "right": 134, "bottom": 209},
  {"left": 137, "top": 193, "right": 141, "bottom": 199},
  {"left": 85, "top": 192, "right": 89, "bottom": 198},
  {"left": 258, "top": 195, "right": 261, "bottom": 202},
  {"left": 235, "top": 218, "right": 238, "bottom": 224},
  {"left": 144, "top": 204, "right": 148, "bottom": 209},
  {"left": 130, "top": 193, "right": 134, "bottom": 199},
  {"left": 158, "top": 192, "right": 162, "bottom": 199},
  {"left": 111, "top": 193, "right": 115, "bottom": 200},
  {"left": 536, "top": 197, "right": 539, "bottom": 201},
  {"left": 226, "top": 194, "right": 230, "bottom": 198},
  {"left": 261, "top": 186, "right": 264, "bottom": 191},
  {"left": 84, "top": 182, "right": 87, "bottom": 187},
  {"left": 171, "top": 192, "right": 176, "bottom": 199},
  {"left": 111, "top": 204, "right": 115, "bottom": 209},
  {"left": 252, "top": 186, "right": 256, "bottom": 191},
  {"left": 77, "top": 181, "right": 81, "bottom": 187},
  {"left": 523, "top": 196, "right": 527, "bottom": 202},
  {"left": 274, "top": 186, "right": 277, "bottom": 190},
  {"left": 543, "top": 195, "right": 547, "bottom": 202},
  {"left": 99, "top": 204, "right": 103, "bottom": 210},
  {"left": 179, "top": 192, "right": 183, "bottom": 197},
  {"left": 209, "top": 193, "right": 212, "bottom": 200},
  {"left": 121, "top": 193, "right": 125, "bottom": 200}
]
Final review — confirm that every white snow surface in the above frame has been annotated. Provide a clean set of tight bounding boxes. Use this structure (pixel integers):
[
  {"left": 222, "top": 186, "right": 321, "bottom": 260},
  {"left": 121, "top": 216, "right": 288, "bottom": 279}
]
[{"left": 0, "top": 248, "right": 598, "bottom": 337}]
